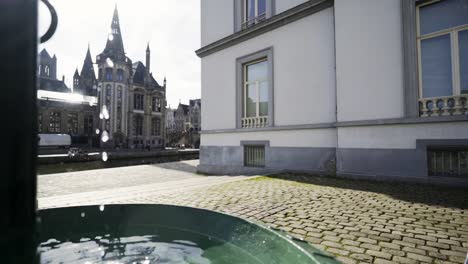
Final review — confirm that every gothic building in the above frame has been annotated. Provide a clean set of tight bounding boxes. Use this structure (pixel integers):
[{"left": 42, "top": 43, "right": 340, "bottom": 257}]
[
  {"left": 95, "top": 6, "right": 167, "bottom": 149},
  {"left": 37, "top": 6, "right": 167, "bottom": 149},
  {"left": 37, "top": 49, "right": 98, "bottom": 147}
]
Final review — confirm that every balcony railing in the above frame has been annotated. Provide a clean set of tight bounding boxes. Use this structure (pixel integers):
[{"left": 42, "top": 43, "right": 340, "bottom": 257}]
[
  {"left": 241, "top": 13, "right": 266, "bottom": 30},
  {"left": 419, "top": 94, "right": 468, "bottom": 117},
  {"left": 241, "top": 116, "right": 268, "bottom": 129}
]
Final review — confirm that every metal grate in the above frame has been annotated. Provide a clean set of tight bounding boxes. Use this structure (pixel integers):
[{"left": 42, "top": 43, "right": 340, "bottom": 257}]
[
  {"left": 428, "top": 149, "right": 468, "bottom": 178},
  {"left": 244, "top": 145, "right": 265, "bottom": 168}
]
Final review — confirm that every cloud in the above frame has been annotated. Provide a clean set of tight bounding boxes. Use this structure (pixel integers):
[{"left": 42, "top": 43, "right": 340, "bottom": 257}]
[{"left": 39, "top": 0, "right": 201, "bottom": 108}]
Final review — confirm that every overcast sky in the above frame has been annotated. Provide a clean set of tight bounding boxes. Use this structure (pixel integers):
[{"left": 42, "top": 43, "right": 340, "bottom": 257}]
[{"left": 38, "top": 0, "right": 200, "bottom": 108}]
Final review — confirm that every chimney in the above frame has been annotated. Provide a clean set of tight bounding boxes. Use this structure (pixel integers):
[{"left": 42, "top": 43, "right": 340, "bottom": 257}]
[{"left": 62, "top": 75, "right": 65, "bottom": 82}]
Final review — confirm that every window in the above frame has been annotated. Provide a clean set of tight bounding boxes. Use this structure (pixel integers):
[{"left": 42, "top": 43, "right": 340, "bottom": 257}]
[
  {"left": 74, "top": 78, "right": 79, "bottom": 87},
  {"left": 151, "top": 117, "right": 161, "bottom": 136},
  {"left": 105, "top": 68, "right": 113, "bottom": 81},
  {"left": 105, "top": 85, "right": 112, "bottom": 107},
  {"left": 38, "top": 113, "right": 42, "bottom": 133},
  {"left": 117, "top": 69, "right": 124, "bottom": 82},
  {"left": 117, "top": 86, "right": 122, "bottom": 132},
  {"left": 67, "top": 113, "right": 78, "bottom": 135},
  {"left": 38, "top": 65, "right": 42, "bottom": 75},
  {"left": 428, "top": 148, "right": 468, "bottom": 178},
  {"left": 49, "top": 111, "right": 61, "bottom": 133},
  {"left": 84, "top": 115, "right": 93, "bottom": 135},
  {"left": 45, "top": 65, "right": 50, "bottom": 77},
  {"left": 134, "top": 115, "right": 143, "bottom": 136},
  {"left": 244, "top": 0, "right": 266, "bottom": 28},
  {"left": 243, "top": 59, "right": 268, "bottom": 126},
  {"left": 244, "top": 145, "right": 265, "bottom": 167},
  {"left": 237, "top": 48, "right": 273, "bottom": 128},
  {"left": 417, "top": 0, "right": 468, "bottom": 98},
  {"left": 134, "top": 94, "right": 144, "bottom": 110},
  {"left": 152, "top": 97, "right": 162, "bottom": 112}
]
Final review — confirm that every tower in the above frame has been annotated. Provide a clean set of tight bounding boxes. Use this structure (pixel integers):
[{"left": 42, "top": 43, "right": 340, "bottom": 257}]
[
  {"left": 75, "top": 45, "right": 97, "bottom": 96},
  {"left": 38, "top": 49, "right": 57, "bottom": 79},
  {"left": 96, "top": 5, "right": 132, "bottom": 146}
]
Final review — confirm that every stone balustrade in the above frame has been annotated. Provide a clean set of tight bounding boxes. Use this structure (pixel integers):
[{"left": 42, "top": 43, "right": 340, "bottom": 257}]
[
  {"left": 419, "top": 94, "right": 468, "bottom": 117},
  {"left": 241, "top": 116, "right": 268, "bottom": 128}
]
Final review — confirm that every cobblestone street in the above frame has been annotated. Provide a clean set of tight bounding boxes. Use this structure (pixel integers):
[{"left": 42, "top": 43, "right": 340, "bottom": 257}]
[{"left": 39, "top": 161, "right": 468, "bottom": 264}]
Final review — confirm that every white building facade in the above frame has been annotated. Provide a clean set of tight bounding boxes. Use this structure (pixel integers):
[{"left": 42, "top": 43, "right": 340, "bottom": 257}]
[{"left": 197, "top": 0, "right": 468, "bottom": 185}]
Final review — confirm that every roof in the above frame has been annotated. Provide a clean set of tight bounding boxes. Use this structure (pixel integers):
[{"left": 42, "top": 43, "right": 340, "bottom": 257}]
[
  {"left": 38, "top": 77, "right": 70, "bottom": 93},
  {"left": 131, "top": 61, "right": 161, "bottom": 88},
  {"left": 178, "top": 104, "right": 189, "bottom": 115},
  {"left": 99, "top": 6, "right": 126, "bottom": 61},
  {"left": 189, "top": 99, "right": 201, "bottom": 107},
  {"left": 39, "top": 49, "right": 53, "bottom": 60}
]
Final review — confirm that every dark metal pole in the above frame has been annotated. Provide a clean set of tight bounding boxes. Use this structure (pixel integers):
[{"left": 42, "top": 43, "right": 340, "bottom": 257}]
[{"left": 0, "top": 0, "right": 39, "bottom": 262}]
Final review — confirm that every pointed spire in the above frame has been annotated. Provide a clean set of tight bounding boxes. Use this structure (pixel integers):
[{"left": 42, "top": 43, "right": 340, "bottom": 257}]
[
  {"left": 74, "top": 68, "right": 80, "bottom": 77},
  {"left": 146, "top": 42, "right": 151, "bottom": 73},
  {"left": 101, "top": 4, "right": 125, "bottom": 59}
]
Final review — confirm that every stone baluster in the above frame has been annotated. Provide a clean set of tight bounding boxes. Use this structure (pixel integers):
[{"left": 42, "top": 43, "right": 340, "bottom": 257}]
[{"left": 441, "top": 98, "right": 450, "bottom": 116}]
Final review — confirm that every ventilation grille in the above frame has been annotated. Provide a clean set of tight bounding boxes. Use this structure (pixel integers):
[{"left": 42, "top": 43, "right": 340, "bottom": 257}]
[
  {"left": 244, "top": 145, "right": 265, "bottom": 168},
  {"left": 428, "top": 149, "right": 468, "bottom": 178}
]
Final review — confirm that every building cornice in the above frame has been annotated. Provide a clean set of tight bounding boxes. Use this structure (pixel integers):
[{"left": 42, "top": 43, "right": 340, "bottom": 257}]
[
  {"left": 201, "top": 115, "right": 468, "bottom": 134},
  {"left": 195, "top": 0, "right": 333, "bottom": 58}
]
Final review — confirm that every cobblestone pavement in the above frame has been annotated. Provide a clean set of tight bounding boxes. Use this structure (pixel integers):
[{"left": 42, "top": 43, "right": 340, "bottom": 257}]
[{"left": 39, "top": 161, "right": 468, "bottom": 264}]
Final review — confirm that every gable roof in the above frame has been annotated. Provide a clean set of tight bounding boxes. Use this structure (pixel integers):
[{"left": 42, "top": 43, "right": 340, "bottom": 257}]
[{"left": 131, "top": 61, "right": 161, "bottom": 88}]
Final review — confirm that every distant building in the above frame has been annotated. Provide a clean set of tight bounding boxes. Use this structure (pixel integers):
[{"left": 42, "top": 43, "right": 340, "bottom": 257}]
[
  {"left": 37, "top": 49, "right": 98, "bottom": 147},
  {"left": 37, "top": 6, "right": 168, "bottom": 149},
  {"left": 172, "top": 100, "right": 201, "bottom": 147}
]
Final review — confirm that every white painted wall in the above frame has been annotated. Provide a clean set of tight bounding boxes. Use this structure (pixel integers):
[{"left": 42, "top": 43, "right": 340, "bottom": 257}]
[
  {"left": 202, "top": 8, "right": 336, "bottom": 130},
  {"left": 338, "top": 122, "right": 468, "bottom": 149},
  {"left": 335, "top": 0, "right": 404, "bottom": 122},
  {"left": 202, "top": 128, "right": 337, "bottom": 147},
  {"left": 201, "top": 0, "right": 234, "bottom": 47},
  {"left": 275, "top": 0, "right": 308, "bottom": 14}
]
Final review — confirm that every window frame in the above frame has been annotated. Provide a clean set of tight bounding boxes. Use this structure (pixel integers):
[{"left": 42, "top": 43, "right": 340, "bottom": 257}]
[
  {"left": 151, "top": 117, "right": 161, "bottom": 136},
  {"left": 134, "top": 93, "right": 144, "bottom": 111},
  {"left": 49, "top": 111, "right": 61, "bottom": 133},
  {"left": 234, "top": 0, "right": 275, "bottom": 32},
  {"left": 134, "top": 115, "right": 144, "bottom": 136},
  {"left": 243, "top": 58, "right": 268, "bottom": 119},
  {"left": 236, "top": 47, "right": 274, "bottom": 129},
  {"left": 416, "top": 0, "right": 468, "bottom": 98},
  {"left": 67, "top": 112, "right": 79, "bottom": 135}
]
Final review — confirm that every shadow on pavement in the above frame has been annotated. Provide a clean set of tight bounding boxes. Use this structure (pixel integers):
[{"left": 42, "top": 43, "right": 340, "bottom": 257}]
[
  {"left": 266, "top": 174, "right": 468, "bottom": 209},
  {"left": 150, "top": 161, "right": 199, "bottom": 174}
]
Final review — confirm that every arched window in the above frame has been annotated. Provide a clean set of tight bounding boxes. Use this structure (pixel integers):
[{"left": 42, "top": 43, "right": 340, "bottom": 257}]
[{"left": 45, "top": 65, "right": 50, "bottom": 76}]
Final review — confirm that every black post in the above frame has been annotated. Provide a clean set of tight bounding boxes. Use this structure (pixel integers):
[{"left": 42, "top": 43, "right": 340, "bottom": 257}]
[{"left": 0, "top": 0, "right": 39, "bottom": 262}]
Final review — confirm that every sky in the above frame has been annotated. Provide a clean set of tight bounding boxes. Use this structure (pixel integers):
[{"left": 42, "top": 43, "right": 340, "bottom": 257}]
[{"left": 38, "top": 0, "right": 201, "bottom": 109}]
